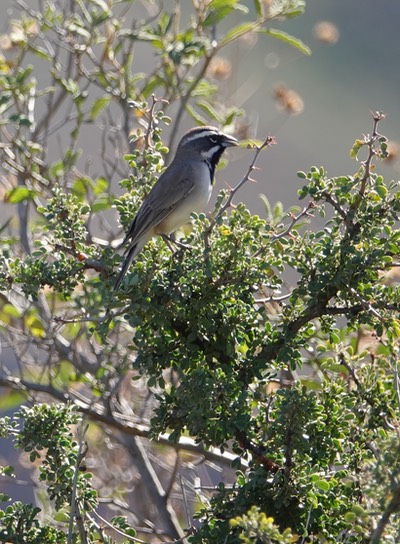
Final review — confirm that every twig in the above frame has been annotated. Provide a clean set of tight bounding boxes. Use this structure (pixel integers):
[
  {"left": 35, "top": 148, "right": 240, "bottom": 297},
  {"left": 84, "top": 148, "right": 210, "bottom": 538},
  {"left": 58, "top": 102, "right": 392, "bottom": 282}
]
[
  {"left": 68, "top": 423, "right": 89, "bottom": 544},
  {"left": 347, "top": 286, "right": 384, "bottom": 321},
  {"left": 393, "top": 358, "right": 400, "bottom": 415},
  {"left": 371, "top": 485, "right": 400, "bottom": 543},
  {"left": 180, "top": 471, "right": 192, "bottom": 534},
  {"left": 339, "top": 354, "right": 362, "bottom": 389},
  {"left": 165, "top": 452, "right": 180, "bottom": 501},
  {"left": 91, "top": 510, "right": 148, "bottom": 543},
  {"left": 236, "top": 432, "right": 280, "bottom": 474},
  {"left": 254, "top": 292, "right": 292, "bottom": 303},
  {"left": 205, "top": 137, "right": 274, "bottom": 239},
  {"left": 143, "top": 95, "right": 169, "bottom": 150},
  {"left": 167, "top": 54, "right": 214, "bottom": 154},
  {"left": 359, "top": 111, "right": 386, "bottom": 198},
  {"left": 269, "top": 202, "right": 315, "bottom": 242},
  {"left": 118, "top": 434, "right": 186, "bottom": 542},
  {"left": 323, "top": 192, "right": 352, "bottom": 228},
  {"left": 0, "top": 375, "right": 247, "bottom": 468}
]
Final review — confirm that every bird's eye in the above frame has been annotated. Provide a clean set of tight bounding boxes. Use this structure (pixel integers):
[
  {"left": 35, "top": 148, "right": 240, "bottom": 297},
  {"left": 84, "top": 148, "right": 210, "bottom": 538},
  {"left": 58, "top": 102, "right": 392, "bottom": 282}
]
[{"left": 209, "top": 136, "right": 218, "bottom": 143}]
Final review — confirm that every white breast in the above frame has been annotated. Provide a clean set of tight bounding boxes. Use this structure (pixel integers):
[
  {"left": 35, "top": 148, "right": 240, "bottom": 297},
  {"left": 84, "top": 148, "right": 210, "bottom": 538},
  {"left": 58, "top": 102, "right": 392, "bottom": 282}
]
[{"left": 156, "top": 161, "right": 212, "bottom": 234}]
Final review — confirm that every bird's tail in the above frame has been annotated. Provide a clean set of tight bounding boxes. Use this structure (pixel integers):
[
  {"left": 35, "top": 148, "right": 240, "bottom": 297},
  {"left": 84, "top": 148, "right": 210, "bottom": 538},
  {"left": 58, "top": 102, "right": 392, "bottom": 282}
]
[{"left": 112, "top": 243, "right": 139, "bottom": 292}]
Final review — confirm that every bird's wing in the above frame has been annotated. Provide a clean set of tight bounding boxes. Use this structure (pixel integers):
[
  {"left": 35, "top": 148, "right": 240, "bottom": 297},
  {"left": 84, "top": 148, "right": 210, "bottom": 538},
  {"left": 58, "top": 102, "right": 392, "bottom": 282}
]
[{"left": 121, "top": 162, "right": 196, "bottom": 248}]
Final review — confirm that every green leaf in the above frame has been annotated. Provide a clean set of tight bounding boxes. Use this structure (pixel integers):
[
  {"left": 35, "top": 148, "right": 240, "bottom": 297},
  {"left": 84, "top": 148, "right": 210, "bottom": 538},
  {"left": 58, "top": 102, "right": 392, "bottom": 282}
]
[
  {"left": 203, "top": 0, "right": 248, "bottom": 27},
  {"left": 269, "top": 0, "right": 306, "bottom": 18},
  {"left": 28, "top": 43, "right": 53, "bottom": 61},
  {"left": 314, "top": 478, "right": 330, "bottom": 492},
  {"left": 0, "top": 389, "right": 25, "bottom": 411},
  {"left": 72, "top": 176, "right": 89, "bottom": 197},
  {"left": 93, "top": 177, "right": 108, "bottom": 195},
  {"left": 48, "top": 160, "right": 64, "bottom": 178},
  {"left": 221, "top": 22, "right": 257, "bottom": 46},
  {"left": 5, "top": 186, "right": 36, "bottom": 203},
  {"left": 254, "top": 0, "right": 264, "bottom": 18},
  {"left": 375, "top": 184, "right": 387, "bottom": 199},
  {"left": 264, "top": 28, "right": 311, "bottom": 55},
  {"left": 349, "top": 139, "right": 364, "bottom": 159},
  {"left": 1, "top": 303, "right": 21, "bottom": 318},
  {"left": 8, "top": 114, "right": 33, "bottom": 127},
  {"left": 185, "top": 104, "right": 208, "bottom": 125},
  {"left": 92, "top": 194, "right": 111, "bottom": 212},
  {"left": 196, "top": 100, "right": 224, "bottom": 123},
  {"left": 88, "top": 95, "right": 111, "bottom": 121}
]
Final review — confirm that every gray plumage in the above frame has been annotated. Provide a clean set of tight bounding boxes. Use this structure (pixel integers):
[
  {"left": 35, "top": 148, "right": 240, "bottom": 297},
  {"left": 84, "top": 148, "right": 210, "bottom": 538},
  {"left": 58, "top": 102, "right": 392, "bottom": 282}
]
[{"left": 113, "top": 126, "right": 238, "bottom": 291}]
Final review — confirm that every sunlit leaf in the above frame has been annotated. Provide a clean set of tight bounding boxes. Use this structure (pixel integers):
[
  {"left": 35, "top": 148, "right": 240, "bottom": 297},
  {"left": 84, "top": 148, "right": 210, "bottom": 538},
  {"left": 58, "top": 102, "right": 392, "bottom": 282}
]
[
  {"left": 88, "top": 95, "right": 111, "bottom": 121},
  {"left": 0, "top": 390, "right": 25, "bottom": 411},
  {"left": 254, "top": 0, "right": 264, "bottom": 18},
  {"left": 350, "top": 139, "right": 364, "bottom": 159},
  {"left": 220, "top": 22, "right": 256, "bottom": 46},
  {"left": 263, "top": 28, "right": 311, "bottom": 55},
  {"left": 5, "top": 186, "right": 36, "bottom": 203},
  {"left": 203, "top": 0, "right": 248, "bottom": 27}
]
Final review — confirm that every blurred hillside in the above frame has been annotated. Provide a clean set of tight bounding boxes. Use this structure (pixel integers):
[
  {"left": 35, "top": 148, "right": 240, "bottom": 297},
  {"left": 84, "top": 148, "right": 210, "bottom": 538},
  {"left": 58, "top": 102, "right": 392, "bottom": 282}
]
[
  {"left": 232, "top": 0, "right": 400, "bottom": 213},
  {"left": 1, "top": 0, "right": 399, "bottom": 215}
]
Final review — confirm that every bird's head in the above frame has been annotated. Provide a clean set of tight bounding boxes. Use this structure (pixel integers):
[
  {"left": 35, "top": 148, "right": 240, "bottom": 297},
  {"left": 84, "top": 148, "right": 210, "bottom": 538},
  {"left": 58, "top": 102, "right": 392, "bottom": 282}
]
[{"left": 176, "top": 126, "right": 238, "bottom": 163}]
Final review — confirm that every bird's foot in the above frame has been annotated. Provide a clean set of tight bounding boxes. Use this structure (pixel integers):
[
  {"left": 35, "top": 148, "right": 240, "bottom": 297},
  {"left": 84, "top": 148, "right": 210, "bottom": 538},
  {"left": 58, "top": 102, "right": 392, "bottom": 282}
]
[{"left": 161, "top": 234, "right": 192, "bottom": 251}]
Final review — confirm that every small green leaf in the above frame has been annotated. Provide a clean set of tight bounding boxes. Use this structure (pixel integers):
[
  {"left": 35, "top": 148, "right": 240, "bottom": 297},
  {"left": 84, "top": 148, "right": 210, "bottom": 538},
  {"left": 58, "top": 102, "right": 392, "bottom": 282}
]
[
  {"left": 72, "top": 176, "right": 89, "bottom": 197},
  {"left": 221, "top": 22, "right": 256, "bottom": 46},
  {"left": 28, "top": 43, "right": 52, "bottom": 61},
  {"left": 2, "top": 303, "right": 21, "bottom": 318},
  {"left": 349, "top": 139, "right": 364, "bottom": 159},
  {"left": 264, "top": 28, "right": 311, "bottom": 55},
  {"left": 375, "top": 184, "right": 387, "bottom": 199},
  {"left": 185, "top": 104, "right": 208, "bottom": 125},
  {"left": 9, "top": 114, "right": 33, "bottom": 127},
  {"left": 88, "top": 95, "right": 111, "bottom": 121},
  {"left": 254, "top": 0, "right": 264, "bottom": 18},
  {"left": 5, "top": 186, "right": 35, "bottom": 203},
  {"left": 315, "top": 479, "right": 330, "bottom": 492},
  {"left": 196, "top": 100, "right": 223, "bottom": 123},
  {"left": 93, "top": 176, "right": 108, "bottom": 195},
  {"left": 92, "top": 195, "right": 111, "bottom": 212},
  {"left": 203, "top": 0, "right": 248, "bottom": 27}
]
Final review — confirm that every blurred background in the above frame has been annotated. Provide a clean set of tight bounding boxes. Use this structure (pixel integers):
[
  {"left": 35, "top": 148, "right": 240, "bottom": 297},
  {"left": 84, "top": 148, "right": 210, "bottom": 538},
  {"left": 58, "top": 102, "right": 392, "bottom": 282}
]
[
  {"left": 2, "top": 0, "right": 399, "bottom": 217},
  {"left": 224, "top": 0, "right": 400, "bottom": 214}
]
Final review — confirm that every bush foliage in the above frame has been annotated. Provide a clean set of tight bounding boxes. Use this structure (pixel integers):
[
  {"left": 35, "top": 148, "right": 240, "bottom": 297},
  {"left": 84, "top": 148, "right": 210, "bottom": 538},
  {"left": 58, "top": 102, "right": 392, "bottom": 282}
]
[{"left": 0, "top": 1, "right": 399, "bottom": 543}]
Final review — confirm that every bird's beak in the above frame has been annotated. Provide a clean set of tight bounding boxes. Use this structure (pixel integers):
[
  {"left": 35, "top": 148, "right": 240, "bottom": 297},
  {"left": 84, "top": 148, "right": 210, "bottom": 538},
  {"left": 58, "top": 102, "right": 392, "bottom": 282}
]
[{"left": 222, "top": 133, "right": 239, "bottom": 147}]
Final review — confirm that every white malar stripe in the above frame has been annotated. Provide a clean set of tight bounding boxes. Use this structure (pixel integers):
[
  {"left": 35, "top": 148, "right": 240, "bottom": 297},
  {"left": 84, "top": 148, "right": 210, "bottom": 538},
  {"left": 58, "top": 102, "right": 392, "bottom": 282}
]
[
  {"left": 182, "top": 130, "right": 218, "bottom": 145},
  {"left": 200, "top": 145, "right": 221, "bottom": 160}
]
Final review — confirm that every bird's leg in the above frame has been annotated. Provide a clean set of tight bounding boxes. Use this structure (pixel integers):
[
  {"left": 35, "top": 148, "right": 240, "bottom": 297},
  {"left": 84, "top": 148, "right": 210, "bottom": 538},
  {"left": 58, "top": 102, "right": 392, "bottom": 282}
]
[{"left": 161, "top": 233, "right": 192, "bottom": 251}]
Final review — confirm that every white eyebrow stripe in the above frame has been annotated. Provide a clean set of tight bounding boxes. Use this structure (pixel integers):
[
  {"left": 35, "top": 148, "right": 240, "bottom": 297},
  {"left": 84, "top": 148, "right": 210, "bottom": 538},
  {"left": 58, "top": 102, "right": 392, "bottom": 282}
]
[
  {"left": 181, "top": 130, "right": 218, "bottom": 145},
  {"left": 200, "top": 145, "right": 221, "bottom": 160}
]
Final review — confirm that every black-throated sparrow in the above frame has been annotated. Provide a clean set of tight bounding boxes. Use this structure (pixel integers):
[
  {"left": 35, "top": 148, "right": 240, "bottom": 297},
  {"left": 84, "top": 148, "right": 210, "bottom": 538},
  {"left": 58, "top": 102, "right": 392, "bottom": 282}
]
[{"left": 113, "top": 126, "right": 238, "bottom": 291}]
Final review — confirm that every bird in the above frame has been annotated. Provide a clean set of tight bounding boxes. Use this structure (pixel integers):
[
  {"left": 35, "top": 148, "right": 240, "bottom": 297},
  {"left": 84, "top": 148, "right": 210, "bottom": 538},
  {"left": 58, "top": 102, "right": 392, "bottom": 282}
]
[{"left": 113, "top": 126, "right": 239, "bottom": 291}]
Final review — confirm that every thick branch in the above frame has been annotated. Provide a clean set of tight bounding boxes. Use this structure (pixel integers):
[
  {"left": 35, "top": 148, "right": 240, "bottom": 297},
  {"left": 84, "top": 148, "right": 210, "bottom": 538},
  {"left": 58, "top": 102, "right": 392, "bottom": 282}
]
[
  {"left": 119, "top": 434, "right": 186, "bottom": 542},
  {"left": 0, "top": 375, "right": 246, "bottom": 470}
]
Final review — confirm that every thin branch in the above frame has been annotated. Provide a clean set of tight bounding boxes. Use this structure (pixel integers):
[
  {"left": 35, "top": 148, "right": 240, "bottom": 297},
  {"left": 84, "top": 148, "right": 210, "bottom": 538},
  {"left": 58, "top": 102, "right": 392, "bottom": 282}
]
[
  {"left": 347, "top": 287, "right": 384, "bottom": 321},
  {"left": 371, "top": 485, "right": 400, "bottom": 543},
  {"left": 120, "top": 434, "right": 186, "bottom": 542},
  {"left": 164, "top": 452, "right": 180, "bottom": 501},
  {"left": 323, "top": 192, "right": 352, "bottom": 227},
  {"left": 68, "top": 423, "right": 89, "bottom": 544},
  {"left": 254, "top": 292, "right": 292, "bottom": 303},
  {"left": 0, "top": 375, "right": 247, "bottom": 470},
  {"left": 91, "top": 510, "right": 147, "bottom": 543},
  {"left": 359, "top": 111, "right": 386, "bottom": 198},
  {"left": 205, "top": 137, "right": 275, "bottom": 240}
]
